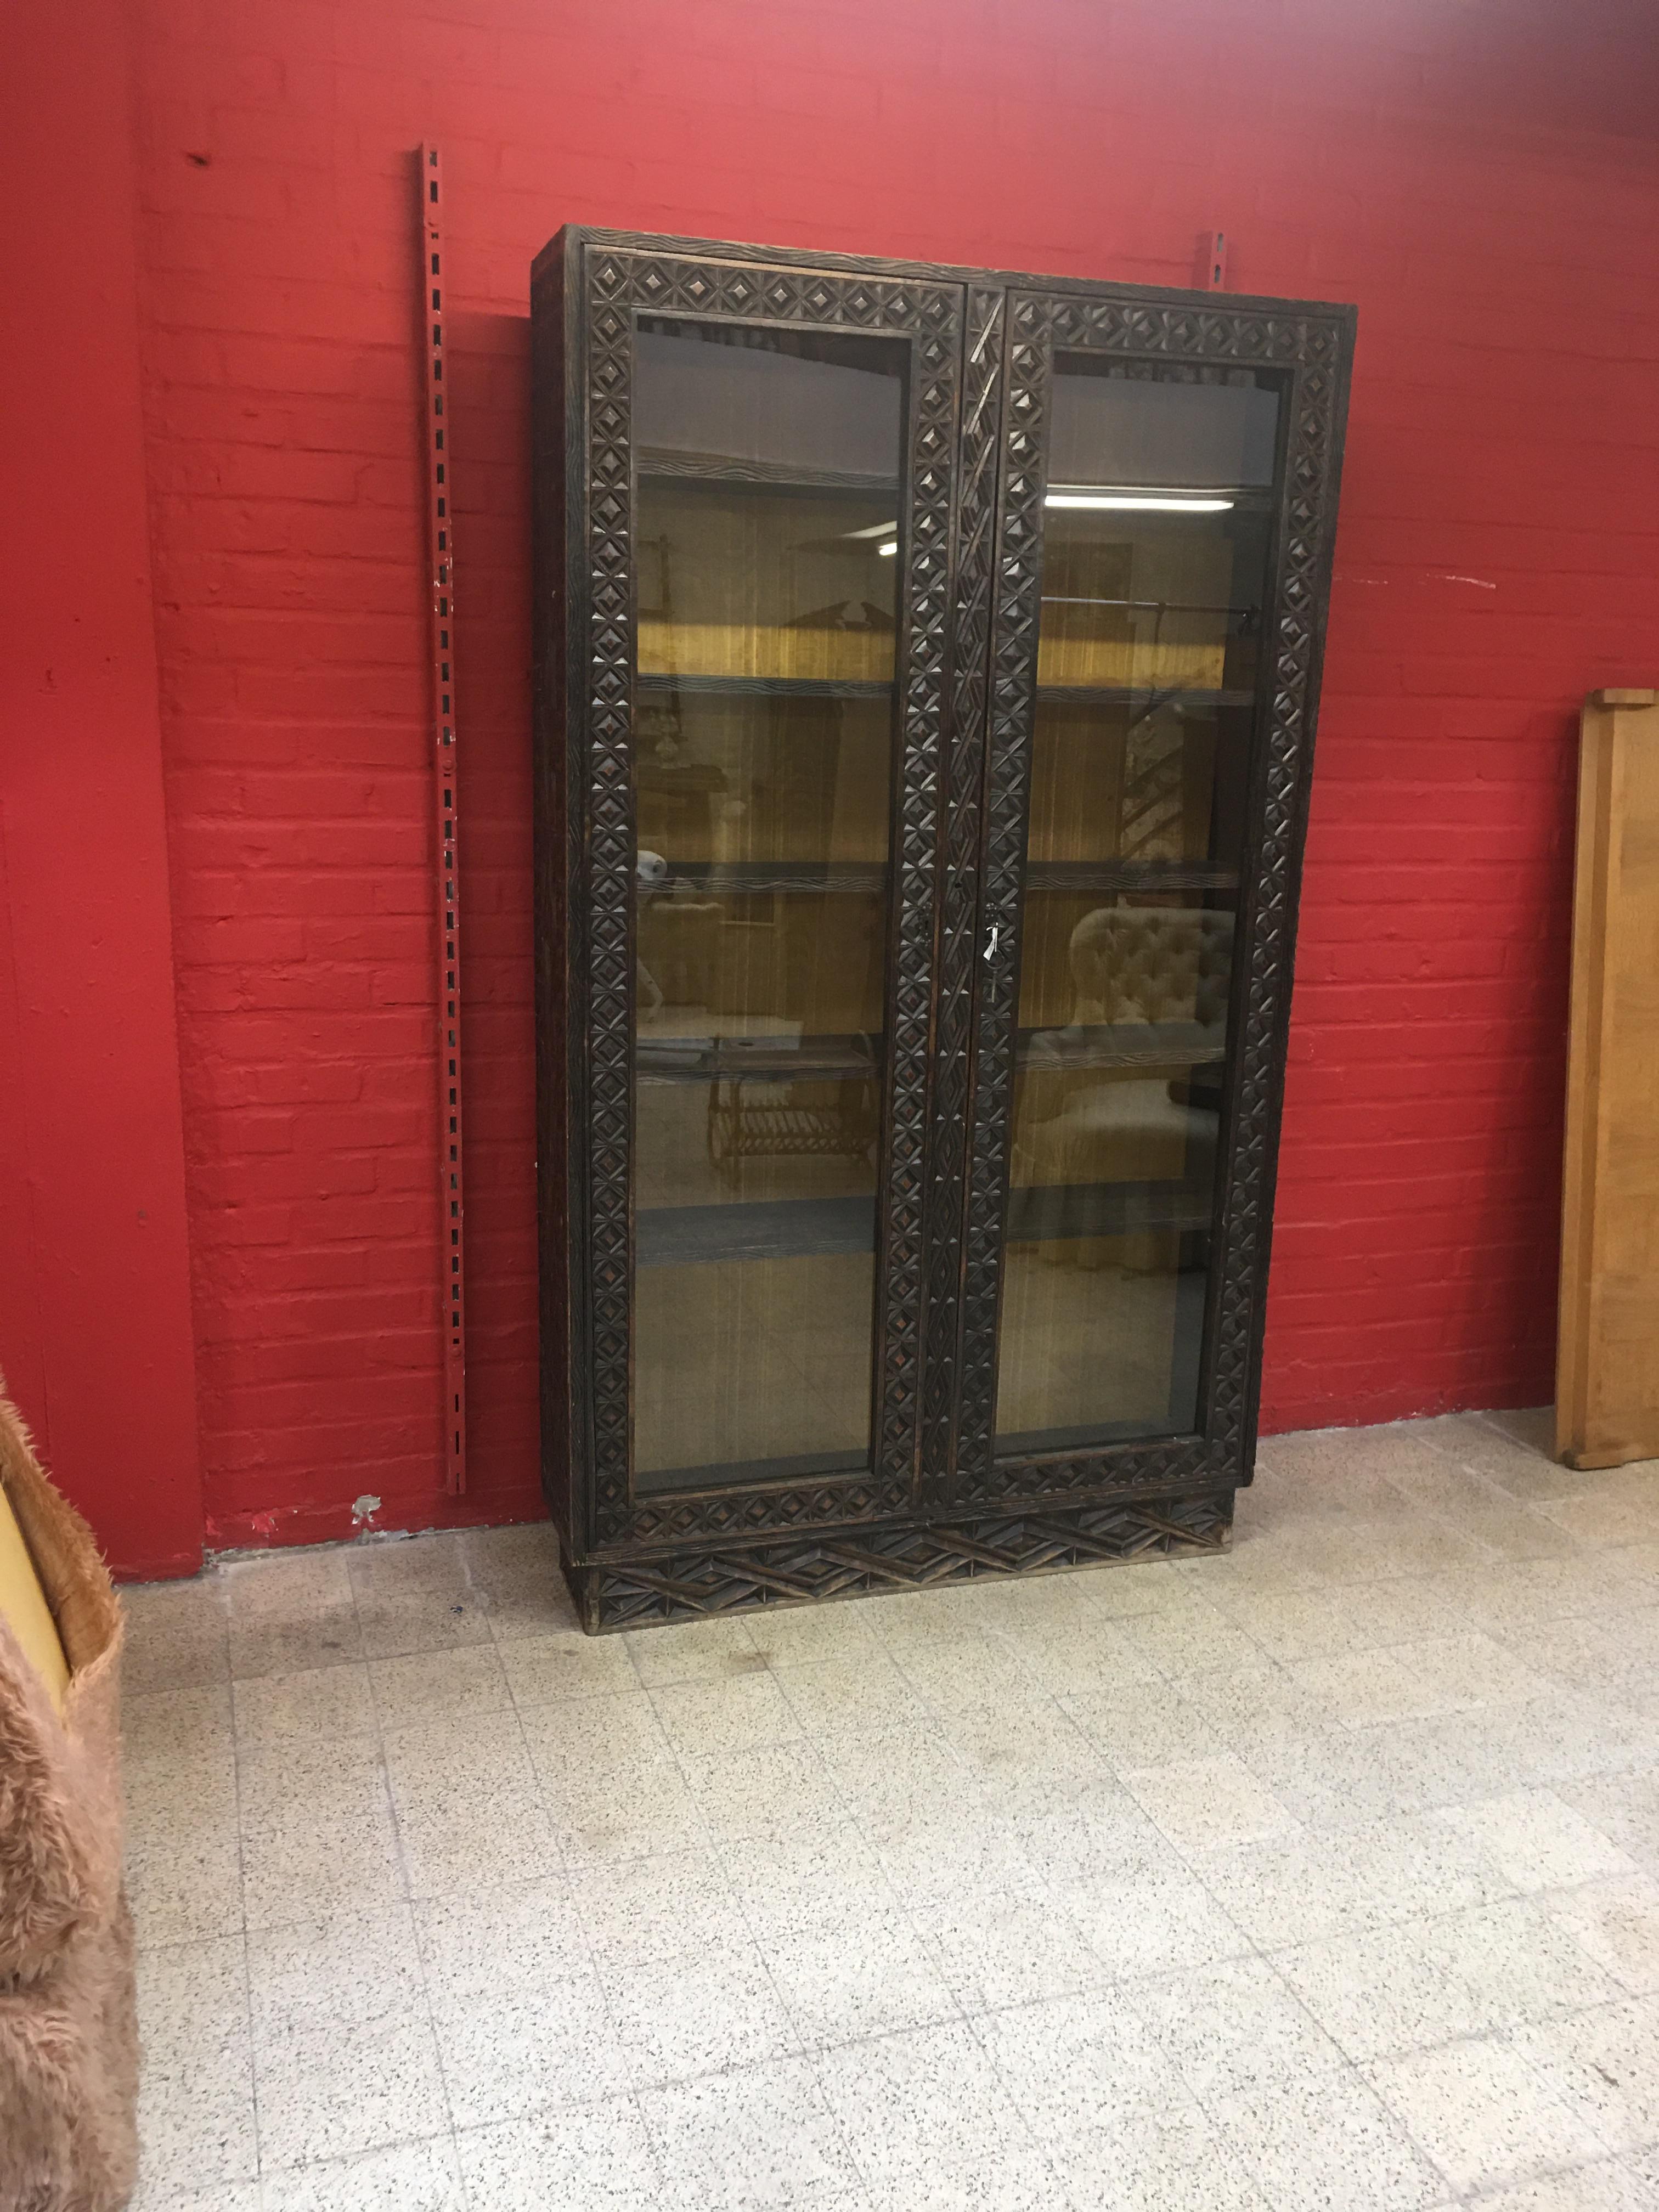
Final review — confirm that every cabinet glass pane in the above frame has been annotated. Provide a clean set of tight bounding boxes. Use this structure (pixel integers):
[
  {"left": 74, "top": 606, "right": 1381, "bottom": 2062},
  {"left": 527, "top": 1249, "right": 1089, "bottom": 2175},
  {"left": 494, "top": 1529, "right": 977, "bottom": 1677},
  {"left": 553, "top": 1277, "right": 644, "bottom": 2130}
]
[
  {"left": 630, "top": 319, "right": 906, "bottom": 1494},
  {"left": 994, "top": 361, "right": 1281, "bottom": 1454}
]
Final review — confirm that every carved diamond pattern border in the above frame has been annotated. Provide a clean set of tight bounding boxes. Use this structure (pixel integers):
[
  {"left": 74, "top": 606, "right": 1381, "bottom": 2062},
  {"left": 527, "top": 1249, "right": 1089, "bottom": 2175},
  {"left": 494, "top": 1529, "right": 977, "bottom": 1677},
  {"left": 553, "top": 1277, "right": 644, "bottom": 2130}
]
[
  {"left": 1207, "top": 349, "right": 1344, "bottom": 1455},
  {"left": 921, "top": 284, "right": 1003, "bottom": 1488},
  {"left": 952, "top": 299, "right": 1056, "bottom": 1494},
  {"left": 961, "top": 1436, "right": 1213, "bottom": 1508},
  {"left": 586, "top": 1487, "right": 1233, "bottom": 1627},
  {"left": 952, "top": 290, "right": 1349, "bottom": 1508},
  {"left": 575, "top": 246, "right": 962, "bottom": 1548},
  {"left": 580, "top": 286, "right": 636, "bottom": 1545},
  {"left": 876, "top": 310, "right": 960, "bottom": 1514}
]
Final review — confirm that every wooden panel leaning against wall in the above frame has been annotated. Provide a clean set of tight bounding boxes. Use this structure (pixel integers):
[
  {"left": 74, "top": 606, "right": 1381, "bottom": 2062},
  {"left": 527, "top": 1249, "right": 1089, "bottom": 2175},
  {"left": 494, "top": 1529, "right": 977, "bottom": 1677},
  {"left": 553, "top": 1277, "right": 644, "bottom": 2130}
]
[{"left": 1558, "top": 687, "right": 1659, "bottom": 1470}]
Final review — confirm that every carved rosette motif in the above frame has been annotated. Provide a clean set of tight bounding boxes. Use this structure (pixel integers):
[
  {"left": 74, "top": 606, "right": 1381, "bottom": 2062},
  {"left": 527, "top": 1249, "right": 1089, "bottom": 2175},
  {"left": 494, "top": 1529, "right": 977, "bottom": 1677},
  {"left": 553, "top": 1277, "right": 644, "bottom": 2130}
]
[
  {"left": 574, "top": 246, "right": 962, "bottom": 1547},
  {"left": 951, "top": 292, "right": 1349, "bottom": 1508},
  {"left": 586, "top": 1488, "right": 1233, "bottom": 1627}
]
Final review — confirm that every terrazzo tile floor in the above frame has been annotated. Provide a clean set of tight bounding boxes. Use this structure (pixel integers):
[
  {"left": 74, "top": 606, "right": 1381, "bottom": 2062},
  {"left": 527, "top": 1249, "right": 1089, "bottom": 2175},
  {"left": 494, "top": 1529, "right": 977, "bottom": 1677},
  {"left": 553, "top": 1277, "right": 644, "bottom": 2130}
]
[{"left": 121, "top": 1407, "right": 1659, "bottom": 2211}]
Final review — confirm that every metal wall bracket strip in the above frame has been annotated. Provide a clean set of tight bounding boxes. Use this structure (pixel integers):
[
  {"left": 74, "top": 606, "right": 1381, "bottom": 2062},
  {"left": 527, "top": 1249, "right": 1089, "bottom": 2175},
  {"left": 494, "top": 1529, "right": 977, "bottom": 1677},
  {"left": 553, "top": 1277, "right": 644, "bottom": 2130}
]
[{"left": 418, "top": 143, "right": 466, "bottom": 1496}]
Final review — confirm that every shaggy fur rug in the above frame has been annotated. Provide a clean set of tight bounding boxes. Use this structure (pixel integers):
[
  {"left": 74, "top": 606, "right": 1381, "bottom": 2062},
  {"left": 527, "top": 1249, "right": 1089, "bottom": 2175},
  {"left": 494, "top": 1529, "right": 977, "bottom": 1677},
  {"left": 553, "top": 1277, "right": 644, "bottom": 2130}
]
[{"left": 0, "top": 1385, "right": 138, "bottom": 2212}]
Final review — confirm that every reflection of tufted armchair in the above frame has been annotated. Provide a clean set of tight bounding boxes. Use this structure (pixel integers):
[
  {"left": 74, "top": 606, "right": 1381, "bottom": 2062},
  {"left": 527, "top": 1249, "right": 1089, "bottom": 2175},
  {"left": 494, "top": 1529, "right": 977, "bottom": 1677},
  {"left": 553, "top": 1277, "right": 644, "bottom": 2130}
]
[
  {"left": 1068, "top": 905, "right": 1234, "bottom": 1030},
  {"left": 1014, "top": 905, "right": 1234, "bottom": 1266}
]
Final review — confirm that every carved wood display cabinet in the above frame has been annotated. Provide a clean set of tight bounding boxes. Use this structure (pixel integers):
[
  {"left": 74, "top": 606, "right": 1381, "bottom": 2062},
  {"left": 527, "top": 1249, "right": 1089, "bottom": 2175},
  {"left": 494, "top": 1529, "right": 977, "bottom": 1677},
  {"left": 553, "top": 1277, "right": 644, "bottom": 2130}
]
[{"left": 532, "top": 226, "right": 1354, "bottom": 1630}]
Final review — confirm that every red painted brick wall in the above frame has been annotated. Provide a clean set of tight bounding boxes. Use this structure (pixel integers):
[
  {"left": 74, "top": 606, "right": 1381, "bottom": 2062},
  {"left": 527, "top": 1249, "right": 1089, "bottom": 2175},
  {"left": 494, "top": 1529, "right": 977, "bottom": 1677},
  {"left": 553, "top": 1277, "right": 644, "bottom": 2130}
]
[
  {"left": 6, "top": 0, "right": 204, "bottom": 1580},
  {"left": 129, "top": 0, "right": 1659, "bottom": 1549}
]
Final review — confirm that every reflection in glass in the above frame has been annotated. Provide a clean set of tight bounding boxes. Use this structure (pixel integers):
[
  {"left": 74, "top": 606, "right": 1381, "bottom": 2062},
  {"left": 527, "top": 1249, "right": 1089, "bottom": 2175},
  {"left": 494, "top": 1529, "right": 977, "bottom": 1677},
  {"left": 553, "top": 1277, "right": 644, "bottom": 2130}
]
[
  {"left": 630, "top": 320, "right": 906, "bottom": 1494},
  {"left": 994, "top": 360, "right": 1280, "bottom": 1454}
]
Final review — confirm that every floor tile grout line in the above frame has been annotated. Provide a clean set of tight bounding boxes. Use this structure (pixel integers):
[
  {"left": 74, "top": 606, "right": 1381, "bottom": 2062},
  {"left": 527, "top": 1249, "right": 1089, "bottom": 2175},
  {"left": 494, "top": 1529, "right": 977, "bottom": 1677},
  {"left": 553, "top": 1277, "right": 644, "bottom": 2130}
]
[
  {"left": 771, "top": 1618, "right": 1293, "bottom": 2001},
  {"left": 388, "top": 1592, "right": 629, "bottom": 2172},
  {"left": 444, "top": 1543, "right": 644, "bottom": 2201},
  {"left": 1355, "top": 1977, "right": 1659, "bottom": 2059},
  {"left": 627, "top": 1647, "right": 1113, "bottom": 2177},
  {"left": 1374, "top": 1428, "right": 1598, "bottom": 1554},
  {"left": 1457, "top": 2147, "right": 1657, "bottom": 2206},
  {"left": 436, "top": 2007, "right": 1114, "bottom": 2202},
  {"left": 1358, "top": 2021, "right": 1641, "bottom": 2185},
  {"left": 523, "top": 1636, "right": 795, "bottom": 2203},
  {"left": 248, "top": 2124, "right": 460, "bottom": 2200},
  {"left": 1072, "top": 1750, "right": 1583, "bottom": 2204},
  {"left": 625, "top": 1655, "right": 950, "bottom": 2097},
  {"left": 218, "top": 1578, "right": 267, "bottom": 2191},
  {"left": 228, "top": 1701, "right": 261, "bottom": 2197},
  {"left": 759, "top": 1667, "right": 1088, "bottom": 2004},
  {"left": 1167, "top": 1867, "right": 1659, "bottom": 2194},
  {"left": 338, "top": 1545, "right": 469, "bottom": 2189}
]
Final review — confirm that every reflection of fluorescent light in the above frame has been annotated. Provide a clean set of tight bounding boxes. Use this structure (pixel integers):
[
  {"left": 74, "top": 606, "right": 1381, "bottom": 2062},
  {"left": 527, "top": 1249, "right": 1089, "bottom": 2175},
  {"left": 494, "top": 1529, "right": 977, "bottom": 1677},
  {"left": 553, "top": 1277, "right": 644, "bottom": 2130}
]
[
  {"left": 844, "top": 520, "right": 899, "bottom": 540},
  {"left": 1045, "top": 493, "right": 1233, "bottom": 512},
  {"left": 877, "top": 540, "right": 897, "bottom": 556}
]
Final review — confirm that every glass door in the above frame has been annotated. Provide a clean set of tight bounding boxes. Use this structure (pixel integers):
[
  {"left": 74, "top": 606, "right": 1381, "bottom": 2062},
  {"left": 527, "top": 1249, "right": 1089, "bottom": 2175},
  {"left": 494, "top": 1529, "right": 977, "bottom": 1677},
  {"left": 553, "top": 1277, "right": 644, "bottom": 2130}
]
[
  {"left": 566, "top": 241, "right": 967, "bottom": 1556},
  {"left": 630, "top": 319, "right": 905, "bottom": 1495},
  {"left": 960, "top": 337, "right": 1286, "bottom": 1481},
  {"left": 546, "top": 235, "right": 988, "bottom": 1541}
]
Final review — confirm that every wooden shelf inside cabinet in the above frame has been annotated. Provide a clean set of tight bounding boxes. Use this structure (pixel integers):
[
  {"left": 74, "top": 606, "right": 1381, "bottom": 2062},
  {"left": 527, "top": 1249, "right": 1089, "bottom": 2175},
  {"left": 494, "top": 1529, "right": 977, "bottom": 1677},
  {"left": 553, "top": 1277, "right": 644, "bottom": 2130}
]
[
  {"left": 634, "top": 1446, "right": 870, "bottom": 1499},
  {"left": 661, "top": 862, "right": 888, "bottom": 896},
  {"left": 639, "top": 1193, "right": 875, "bottom": 1268},
  {"left": 636, "top": 449, "right": 900, "bottom": 499},
  {"left": 636, "top": 1022, "right": 1226, "bottom": 1085},
  {"left": 636, "top": 678, "right": 1251, "bottom": 706},
  {"left": 1035, "top": 685, "right": 1256, "bottom": 711},
  {"left": 638, "top": 1175, "right": 1217, "bottom": 1269},
  {"left": 1025, "top": 862, "right": 1239, "bottom": 894},
  {"left": 1016, "top": 1023, "right": 1227, "bottom": 1074},
  {"left": 636, "top": 672, "right": 894, "bottom": 701},
  {"left": 636, "top": 1032, "right": 879, "bottom": 1084},
  {"left": 1005, "top": 1177, "right": 1216, "bottom": 1243}
]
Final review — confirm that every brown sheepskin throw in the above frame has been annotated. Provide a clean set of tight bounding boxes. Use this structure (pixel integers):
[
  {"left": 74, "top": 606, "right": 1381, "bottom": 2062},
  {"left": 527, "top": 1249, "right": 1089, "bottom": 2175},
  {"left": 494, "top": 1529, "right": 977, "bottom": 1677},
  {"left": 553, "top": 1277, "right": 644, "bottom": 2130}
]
[{"left": 0, "top": 1383, "right": 138, "bottom": 2212}]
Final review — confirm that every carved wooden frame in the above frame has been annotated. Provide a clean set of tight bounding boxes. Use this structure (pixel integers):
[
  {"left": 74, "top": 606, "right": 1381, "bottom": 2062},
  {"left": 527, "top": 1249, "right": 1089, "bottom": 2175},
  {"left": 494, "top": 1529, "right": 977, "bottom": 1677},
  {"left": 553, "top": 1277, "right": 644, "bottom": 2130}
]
[
  {"left": 532, "top": 228, "right": 1355, "bottom": 1628},
  {"left": 575, "top": 1487, "right": 1234, "bottom": 1630},
  {"left": 950, "top": 286, "right": 1355, "bottom": 1511},
  {"left": 545, "top": 230, "right": 967, "bottom": 1555}
]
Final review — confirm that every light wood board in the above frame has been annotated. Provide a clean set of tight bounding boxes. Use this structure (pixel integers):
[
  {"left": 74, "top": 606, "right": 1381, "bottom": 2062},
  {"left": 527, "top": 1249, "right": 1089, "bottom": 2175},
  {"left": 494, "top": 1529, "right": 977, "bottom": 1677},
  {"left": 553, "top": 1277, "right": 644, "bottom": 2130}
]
[{"left": 1558, "top": 686, "right": 1659, "bottom": 1468}]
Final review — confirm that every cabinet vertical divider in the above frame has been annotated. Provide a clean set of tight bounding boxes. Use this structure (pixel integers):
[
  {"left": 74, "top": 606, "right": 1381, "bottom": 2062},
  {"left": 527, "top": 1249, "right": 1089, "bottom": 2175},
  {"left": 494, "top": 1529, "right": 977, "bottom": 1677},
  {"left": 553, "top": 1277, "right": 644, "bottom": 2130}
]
[
  {"left": 921, "top": 282, "right": 1005, "bottom": 1503},
  {"left": 951, "top": 290, "right": 1057, "bottom": 1501}
]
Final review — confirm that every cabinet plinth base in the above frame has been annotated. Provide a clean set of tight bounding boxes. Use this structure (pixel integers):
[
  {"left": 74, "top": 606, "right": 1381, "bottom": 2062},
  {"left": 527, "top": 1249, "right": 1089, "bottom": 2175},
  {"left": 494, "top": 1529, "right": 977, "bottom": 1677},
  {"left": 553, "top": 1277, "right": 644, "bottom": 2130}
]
[{"left": 565, "top": 1488, "right": 1233, "bottom": 1632}]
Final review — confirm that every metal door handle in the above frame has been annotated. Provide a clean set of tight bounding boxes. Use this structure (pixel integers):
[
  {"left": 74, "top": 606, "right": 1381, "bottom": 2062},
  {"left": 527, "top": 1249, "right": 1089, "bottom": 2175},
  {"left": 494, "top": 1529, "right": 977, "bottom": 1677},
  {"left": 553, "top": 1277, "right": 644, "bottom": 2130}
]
[{"left": 984, "top": 924, "right": 999, "bottom": 962}]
